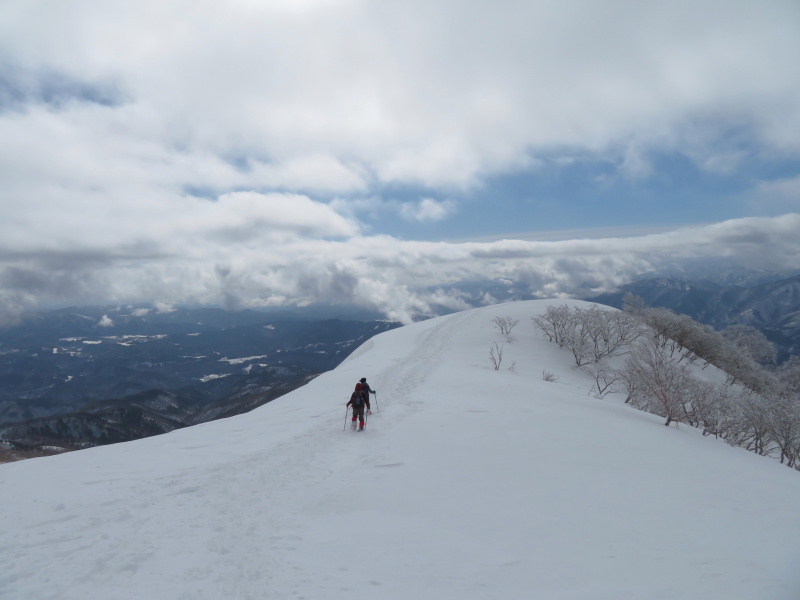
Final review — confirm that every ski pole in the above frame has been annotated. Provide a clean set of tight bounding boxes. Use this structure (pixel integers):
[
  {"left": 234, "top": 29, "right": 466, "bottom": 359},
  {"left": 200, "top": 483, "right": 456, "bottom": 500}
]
[
  {"left": 375, "top": 390, "right": 379, "bottom": 413},
  {"left": 343, "top": 405, "right": 350, "bottom": 431}
]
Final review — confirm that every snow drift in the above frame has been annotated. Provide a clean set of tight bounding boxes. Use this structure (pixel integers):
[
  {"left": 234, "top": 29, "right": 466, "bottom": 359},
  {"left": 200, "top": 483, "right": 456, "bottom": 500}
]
[{"left": 1, "top": 300, "right": 799, "bottom": 600}]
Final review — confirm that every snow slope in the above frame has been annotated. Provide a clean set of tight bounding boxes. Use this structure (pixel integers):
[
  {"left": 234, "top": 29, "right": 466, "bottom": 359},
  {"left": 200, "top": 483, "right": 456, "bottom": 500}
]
[{"left": 2, "top": 300, "right": 799, "bottom": 600}]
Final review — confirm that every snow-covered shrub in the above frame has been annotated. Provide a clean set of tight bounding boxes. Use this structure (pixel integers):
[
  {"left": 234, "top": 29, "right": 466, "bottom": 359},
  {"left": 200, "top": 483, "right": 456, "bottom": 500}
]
[
  {"left": 534, "top": 298, "right": 800, "bottom": 469},
  {"left": 533, "top": 305, "right": 641, "bottom": 368}
]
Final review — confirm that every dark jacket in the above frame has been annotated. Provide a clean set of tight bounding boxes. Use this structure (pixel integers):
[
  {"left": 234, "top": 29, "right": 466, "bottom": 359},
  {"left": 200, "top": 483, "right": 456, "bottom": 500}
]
[
  {"left": 347, "top": 384, "right": 370, "bottom": 410},
  {"left": 360, "top": 381, "right": 374, "bottom": 403}
]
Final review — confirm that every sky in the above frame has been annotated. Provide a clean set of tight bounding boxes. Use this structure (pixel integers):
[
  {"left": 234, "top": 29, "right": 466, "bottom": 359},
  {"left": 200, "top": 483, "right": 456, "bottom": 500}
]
[
  {"left": 2, "top": 299, "right": 800, "bottom": 599},
  {"left": 1, "top": 0, "right": 800, "bottom": 323}
]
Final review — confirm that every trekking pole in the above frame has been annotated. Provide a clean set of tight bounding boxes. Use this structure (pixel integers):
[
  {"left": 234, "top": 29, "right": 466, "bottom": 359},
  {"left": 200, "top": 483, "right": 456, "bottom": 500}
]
[{"left": 343, "top": 405, "right": 350, "bottom": 431}]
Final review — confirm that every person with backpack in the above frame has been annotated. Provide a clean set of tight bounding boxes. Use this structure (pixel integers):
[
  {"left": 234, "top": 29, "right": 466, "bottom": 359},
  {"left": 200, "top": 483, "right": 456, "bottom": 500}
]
[
  {"left": 359, "top": 377, "right": 376, "bottom": 414},
  {"left": 346, "top": 382, "right": 370, "bottom": 431}
]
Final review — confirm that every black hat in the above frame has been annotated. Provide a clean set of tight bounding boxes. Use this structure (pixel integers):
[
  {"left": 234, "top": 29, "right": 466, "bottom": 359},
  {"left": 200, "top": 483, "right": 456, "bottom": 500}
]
[{"left": 360, "top": 377, "right": 366, "bottom": 382}]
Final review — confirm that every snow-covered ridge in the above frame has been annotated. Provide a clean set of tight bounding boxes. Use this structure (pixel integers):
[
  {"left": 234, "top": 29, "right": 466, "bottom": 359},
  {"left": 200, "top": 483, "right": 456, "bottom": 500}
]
[{"left": 1, "top": 300, "right": 799, "bottom": 600}]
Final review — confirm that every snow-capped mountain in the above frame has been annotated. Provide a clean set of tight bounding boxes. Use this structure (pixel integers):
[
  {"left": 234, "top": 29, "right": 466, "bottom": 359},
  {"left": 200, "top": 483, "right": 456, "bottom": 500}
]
[
  {"left": 1, "top": 300, "right": 799, "bottom": 600},
  {"left": 589, "top": 273, "right": 800, "bottom": 359}
]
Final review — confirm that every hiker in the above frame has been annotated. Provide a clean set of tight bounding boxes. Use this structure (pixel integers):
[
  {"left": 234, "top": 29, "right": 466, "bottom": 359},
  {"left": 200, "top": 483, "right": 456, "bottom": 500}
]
[
  {"left": 359, "top": 377, "right": 376, "bottom": 414},
  {"left": 347, "top": 382, "right": 371, "bottom": 431}
]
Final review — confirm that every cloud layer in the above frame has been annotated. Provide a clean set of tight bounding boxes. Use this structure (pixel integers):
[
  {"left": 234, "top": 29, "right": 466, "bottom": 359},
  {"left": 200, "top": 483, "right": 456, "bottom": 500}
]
[
  {"left": 3, "top": 0, "right": 798, "bottom": 190},
  {"left": 1, "top": 0, "right": 799, "bottom": 322},
  {"left": 2, "top": 198, "right": 798, "bottom": 324}
]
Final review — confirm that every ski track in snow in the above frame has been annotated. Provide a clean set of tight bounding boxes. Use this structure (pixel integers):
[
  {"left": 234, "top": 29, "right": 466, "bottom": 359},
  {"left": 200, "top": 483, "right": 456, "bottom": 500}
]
[
  {"left": 375, "top": 310, "right": 472, "bottom": 417},
  {"left": 121, "top": 314, "right": 476, "bottom": 598},
  {"left": 160, "top": 310, "right": 474, "bottom": 598}
]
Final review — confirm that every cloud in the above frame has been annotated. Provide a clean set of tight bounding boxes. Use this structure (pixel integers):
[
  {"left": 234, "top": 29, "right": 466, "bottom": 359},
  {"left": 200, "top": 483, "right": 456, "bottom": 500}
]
[
  {"left": 3, "top": 208, "right": 797, "bottom": 325},
  {"left": 168, "top": 192, "right": 361, "bottom": 242},
  {"left": 1, "top": 2, "right": 799, "bottom": 323},
  {"left": 154, "top": 302, "right": 175, "bottom": 314},
  {"left": 1, "top": 0, "right": 797, "bottom": 194},
  {"left": 261, "top": 155, "right": 368, "bottom": 194},
  {"left": 400, "top": 198, "right": 457, "bottom": 223},
  {"left": 0, "top": 289, "right": 36, "bottom": 326}
]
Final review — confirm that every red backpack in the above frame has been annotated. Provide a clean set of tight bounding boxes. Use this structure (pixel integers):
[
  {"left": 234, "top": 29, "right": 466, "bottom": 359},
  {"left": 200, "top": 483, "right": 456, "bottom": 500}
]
[{"left": 350, "top": 383, "right": 364, "bottom": 406}]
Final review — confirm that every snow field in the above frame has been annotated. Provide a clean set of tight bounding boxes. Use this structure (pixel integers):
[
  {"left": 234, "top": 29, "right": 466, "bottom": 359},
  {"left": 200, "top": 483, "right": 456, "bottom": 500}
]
[{"left": 1, "top": 300, "right": 799, "bottom": 599}]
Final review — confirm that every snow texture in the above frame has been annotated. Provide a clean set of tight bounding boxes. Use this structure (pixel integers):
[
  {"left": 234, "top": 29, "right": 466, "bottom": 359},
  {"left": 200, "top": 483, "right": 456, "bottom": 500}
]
[{"left": 1, "top": 300, "right": 799, "bottom": 599}]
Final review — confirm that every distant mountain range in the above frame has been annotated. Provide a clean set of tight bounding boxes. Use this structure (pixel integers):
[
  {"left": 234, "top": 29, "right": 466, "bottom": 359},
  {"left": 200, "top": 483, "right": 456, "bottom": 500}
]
[
  {"left": 421, "top": 269, "right": 800, "bottom": 360},
  {"left": 0, "top": 305, "right": 400, "bottom": 461},
  {"left": 588, "top": 273, "right": 800, "bottom": 360},
  {"left": 3, "top": 269, "right": 799, "bottom": 461}
]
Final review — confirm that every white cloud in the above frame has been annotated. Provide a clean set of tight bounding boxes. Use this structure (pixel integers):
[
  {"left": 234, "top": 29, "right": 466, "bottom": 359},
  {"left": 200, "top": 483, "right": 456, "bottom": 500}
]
[
  {"left": 618, "top": 141, "right": 654, "bottom": 179},
  {"left": 1, "top": 2, "right": 799, "bottom": 323},
  {"left": 1, "top": 0, "right": 797, "bottom": 194},
  {"left": 98, "top": 315, "right": 114, "bottom": 327},
  {"left": 5, "top": 211, "right": 798, "bottom": 325},
  {"left": 167, "top": 192, "right": 361, "bottom": 242},
  {"left": 400, "top": 198, "right": 457, "bottom": 223},
  {"left": 248, "top": 155, "right": 368, "bottom": 194}
]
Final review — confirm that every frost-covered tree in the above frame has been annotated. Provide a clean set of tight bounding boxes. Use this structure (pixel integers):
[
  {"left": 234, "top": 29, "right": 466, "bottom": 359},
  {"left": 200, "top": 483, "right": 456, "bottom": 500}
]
[
  {"left": 535, "top": 297, "right": 800, "bottom": 468},
  {"left": 721, "top": 325, "right": 777, "bottom": 365},
  {"left": 583, "top": 362, "right": 622, "bottom": 398},
  {"left": 685, "top": 323, "right": 727, "bottom": 368},
  {"left": 622, "top": 292, "right": 647, "bottom": 316},
  {"left": 622, "top": 336, "right": 695, "bottom": 426},
  {"left": 622, "top": 297, "right": 779, "bottom": 394},
  {"left": 580, "top": 307, "right": 642, "bottom": 362},
  {"left": 531, "top": 305, "right": 575, "bottom": 347},
  {"left": 492, "top": 316, "right": 519, "bottom": 336},
  {"left": 777, "top": 355, "right": 800, "bottom": 393},
  {"left": 690, "top": 380, "right": 734, "bottom": 439},
  {"left": 726, "top": 390, "right": 773, "bottom": 457},
  {"left": 533, "top": 305, "right": 641, "bottom": 368},
  {"left": 622, "top": 295, "right": 729, "bottom": 367},
  {"left": 764, "top": 393, "right": 800, "bottom": 468}
]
